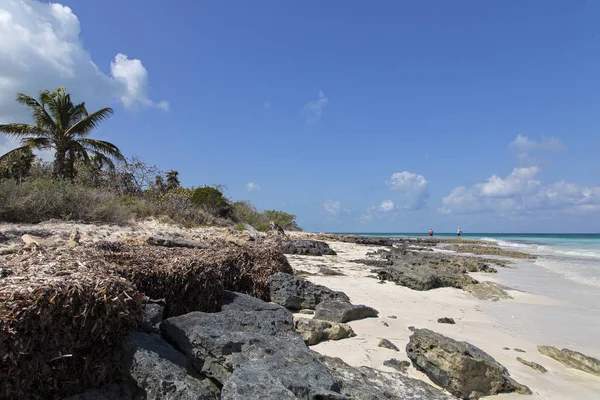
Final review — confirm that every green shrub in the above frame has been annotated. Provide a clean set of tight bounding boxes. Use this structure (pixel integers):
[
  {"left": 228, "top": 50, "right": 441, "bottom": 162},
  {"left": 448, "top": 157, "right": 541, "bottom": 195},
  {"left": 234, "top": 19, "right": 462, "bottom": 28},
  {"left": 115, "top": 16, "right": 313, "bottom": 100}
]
[
  {"left": 263, "top": 210, "right": 299, "bottom": 230},
  {"left": 190, "top": 186, "right": 233, "bottom": 218}
]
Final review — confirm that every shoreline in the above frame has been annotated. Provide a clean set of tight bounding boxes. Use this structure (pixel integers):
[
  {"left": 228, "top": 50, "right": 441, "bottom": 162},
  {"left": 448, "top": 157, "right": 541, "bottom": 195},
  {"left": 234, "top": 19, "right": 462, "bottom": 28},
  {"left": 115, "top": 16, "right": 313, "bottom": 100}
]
[{"left": 286, "top": 238, "right": 600, "bottom": 400}]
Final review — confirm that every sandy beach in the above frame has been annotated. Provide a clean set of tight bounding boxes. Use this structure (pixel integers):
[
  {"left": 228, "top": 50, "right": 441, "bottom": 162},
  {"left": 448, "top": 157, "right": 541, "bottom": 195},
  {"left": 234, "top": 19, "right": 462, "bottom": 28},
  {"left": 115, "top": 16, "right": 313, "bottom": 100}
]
[
  {"left": 286, "top": 240, "right": 600, "bottom": 400},
  {"left": 2, "top": 221, "right": 599, "bottom": 399}
]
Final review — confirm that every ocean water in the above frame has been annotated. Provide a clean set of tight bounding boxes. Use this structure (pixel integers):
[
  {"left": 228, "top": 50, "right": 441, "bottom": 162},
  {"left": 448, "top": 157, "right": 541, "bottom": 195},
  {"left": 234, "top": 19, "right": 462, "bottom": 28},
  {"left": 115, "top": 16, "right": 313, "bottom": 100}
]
[{"left": 340, "top": 233, "right": 600, "bottom": 288}]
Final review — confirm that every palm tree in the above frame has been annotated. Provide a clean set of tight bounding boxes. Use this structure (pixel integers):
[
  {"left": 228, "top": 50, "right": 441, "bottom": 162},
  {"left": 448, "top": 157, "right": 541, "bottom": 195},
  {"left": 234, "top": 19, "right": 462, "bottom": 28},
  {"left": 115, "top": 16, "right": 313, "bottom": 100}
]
[{"left": 0, "top": 87, "right": 124, "bottom": 180}]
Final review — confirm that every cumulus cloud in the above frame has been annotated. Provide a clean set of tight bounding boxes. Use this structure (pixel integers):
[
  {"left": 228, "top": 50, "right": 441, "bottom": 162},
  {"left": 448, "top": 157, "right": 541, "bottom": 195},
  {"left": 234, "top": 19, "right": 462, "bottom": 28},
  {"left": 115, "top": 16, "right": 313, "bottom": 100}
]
[
  {"left": 246, "top": 182, "right": 260, "bottom": 192},
  {"left": 0, "top": 0, "right": 167, "bottom": 125},
  {"left": 303, "top": 91, "right": 328, "bottom": 124},
  {"left": 323, "top": 199, "right": 341, "bottom": 215},
  {"left": 378, "top": 200, "right": 395, "bottom": 212},
  {"left": 387, "top": 171, "right": 429, "bottom": 209},
  {"left": 440, "top": 166, "right": 600, "bottom": 215}
]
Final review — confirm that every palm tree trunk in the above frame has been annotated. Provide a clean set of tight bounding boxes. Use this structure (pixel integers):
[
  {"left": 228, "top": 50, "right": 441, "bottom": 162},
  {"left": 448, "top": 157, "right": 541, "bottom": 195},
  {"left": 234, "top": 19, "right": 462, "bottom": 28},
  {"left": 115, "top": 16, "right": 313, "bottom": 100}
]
[{"left": 53, "top": 150, "right": 66, "bottom": 179}]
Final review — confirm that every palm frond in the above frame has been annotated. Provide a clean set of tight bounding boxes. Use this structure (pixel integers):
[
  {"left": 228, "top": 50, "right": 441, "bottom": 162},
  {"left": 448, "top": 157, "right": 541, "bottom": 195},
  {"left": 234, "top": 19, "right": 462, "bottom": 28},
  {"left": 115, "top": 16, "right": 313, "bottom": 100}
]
[
  {"left": 22, "top": 137, "right": 53, "bottom": 150},
  {"left": 0, "top": 145, "right": 32, "bottom": 164},
  {"left": 65, "top": 108, "right": 114, "bottom": 137},
  {"left": 77, "top": 138, "right": 125, "bottom": 162},
  {"left": 70, "top": 102, "right": 89, "bottom": 124},
  {"left": 0, "top": 123, "right": 40, "bottom": 138},
  {"left": 16, "top": 93, "right": 57, "bottom": 130}
]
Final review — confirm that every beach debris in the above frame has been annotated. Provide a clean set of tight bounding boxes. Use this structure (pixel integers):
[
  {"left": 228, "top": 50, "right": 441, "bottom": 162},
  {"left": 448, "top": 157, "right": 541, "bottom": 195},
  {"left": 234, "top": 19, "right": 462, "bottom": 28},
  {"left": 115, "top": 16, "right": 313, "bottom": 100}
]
[
  {"left": 537, "top": 346, "right": 600, "bottom": 377},
  {"left": 122, "top": 332, "right": 220, "bottom": 399},
  {"left": 383, "top": 359, "right": 411, "bottom": 373},
  {"left": 406, "top": 328, "right": 532, "bottom": 399},
  {"left": 503, "top": 347, "right": 511, "bottom": 350},
  {"left": 438, "top": 317, "right": 456, "bottom": 324},
  {"left": 66, "top": 229, "right": 81, "bottom": 248},
  {"left": 269, "top": 272, "right": 349, "bottom": 310},
  {"left": 388, "top": 315, "right": 398, "bottom": 319},
  {"left": 378, "top": 339, "right": 400, "bottom": 351},
  {"left": 463, "top": 281, "right": 514, "bottom": 301},
  {"left": 316, "top": 354, "right": 454, "bottom": 399},
  {"left": 381, "top": 321, "right": 389, "bottom": 327},
  {"left": 517, "top": 357, "right": 548, "bottom": 373},
  {"left": 293, "top": 316, "right": 356, "bottom": 345},
  {"left": 313, "top": 300, "right": 379, "bottom": 323},
  {"left": 269, "top": 220, "right": 286, "bottom": 235},
  {"left": 514, "top": 348, "right": 526, "bottom": 353}
]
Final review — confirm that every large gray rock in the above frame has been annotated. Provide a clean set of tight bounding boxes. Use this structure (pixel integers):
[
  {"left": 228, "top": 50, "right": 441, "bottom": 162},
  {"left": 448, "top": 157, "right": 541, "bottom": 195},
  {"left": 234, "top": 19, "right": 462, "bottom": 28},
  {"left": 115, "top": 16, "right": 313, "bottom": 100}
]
[
  {"left": 313, "top": 300, "right": 378, "bottom": 323},
  {"left": 293, "top": 316, "right": 355, "bottom": 345},
  {"left": 538, "top": 346, "right": 600, "bottom": 376},
  {"left": 220, "top": 290, "right": 284, "bottom": 312},
  {"left": 121, "top": 332, "right": 220, "bottom": 400},
  {"left": 161, "top": 301, "right": 341, "bottom": 397},
  {"left": 352, "top": 246, "right": 510, "bottom": 291},
  {"left": 464, "top": 282, "right": 513, "bottom": 301},
  {"left": 277, "top": 239, "right": 337, "bottom": 256},
  {"left": 406, "top": 329, "right": 531, "bottom": 399},
  {"left": 140, "top": 302, "right": 165, "bottom": 334},
  {"left": 269, "top": 272, "right": 350, "bottom": 310},
  {"left": 315, "top": 353, "right": 454, "bottom": 400},
  {"left": 146, "top": 236, "right": 209, "bottom": 249}
]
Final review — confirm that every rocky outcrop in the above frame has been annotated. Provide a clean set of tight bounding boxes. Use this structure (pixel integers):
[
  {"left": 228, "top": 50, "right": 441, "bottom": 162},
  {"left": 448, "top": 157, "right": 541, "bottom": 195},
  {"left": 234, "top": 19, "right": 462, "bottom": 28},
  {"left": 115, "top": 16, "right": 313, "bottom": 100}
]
[
  {"left": 319, "top": 267, "right": 344, "bottom": 276},
  {"left": 146, "top": 236, "right": 209, "bottom": 249},
  {"left": 378, "top": 338, "right": 400, "bottom": 351},
  {"left": 406, "top": 328, "right": 531, "bottom": 399},
  {"left": 383, "top": 359, "right": 411, "bottom": 373},
  {"left": 449, "top": 245, "right": 536, "bottom": 259},
  {"left": 537, "top": 346, "right": 600, "bottom": 376},
  {"left": 121, "top": 332, "right": 220, "bottom": 399},
  {"left": 313, "top": 300, "right": 379, "bottom": 323},
  {"left": 269, "top": 272, "right": 349, "bottom": 310},
  {"left": 276, "top": 239, "right": 337, "bottom": 256},
  {"left": 517, "top": 357, "right": 547, "bottom": 373},
  {"left": 438, "top": 317, "right": 456, "bottom": 324},
  {"left": 293, "top": 317, "right": 355, "bottom": 345},
  {"left": 160, "top": 297, "right": 341, "bottom": 398},
  {"left": 315, "top": 353, "right": 454, "bottom": 400},
  {"left": 464, "top": 282, "right": 513, "bottom": 301}
]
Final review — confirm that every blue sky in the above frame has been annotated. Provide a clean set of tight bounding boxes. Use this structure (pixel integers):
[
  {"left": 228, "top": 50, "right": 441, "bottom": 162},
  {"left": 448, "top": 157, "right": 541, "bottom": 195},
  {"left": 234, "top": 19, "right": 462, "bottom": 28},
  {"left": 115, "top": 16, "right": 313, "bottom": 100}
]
[{"left": 1, "top": 0, "right": 599, "bottom": 232}]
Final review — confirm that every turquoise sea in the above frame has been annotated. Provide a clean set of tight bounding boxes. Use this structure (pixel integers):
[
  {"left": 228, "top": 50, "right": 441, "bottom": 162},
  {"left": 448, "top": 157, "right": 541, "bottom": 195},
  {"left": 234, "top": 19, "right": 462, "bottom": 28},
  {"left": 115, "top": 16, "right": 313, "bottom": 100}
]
[{"left": 338, "top": 233, "right": 600, "bottom": 288}]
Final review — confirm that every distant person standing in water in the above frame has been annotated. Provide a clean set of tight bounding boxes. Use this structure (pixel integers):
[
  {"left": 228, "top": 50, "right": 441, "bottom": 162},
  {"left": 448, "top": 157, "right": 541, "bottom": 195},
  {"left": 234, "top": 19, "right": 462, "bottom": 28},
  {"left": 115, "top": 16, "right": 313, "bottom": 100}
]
[
  {"left": 457, "top": 226, "right": 462, "bottom": 237},
  {"left": 429, "top": 228, "right": 433, "bottom": 237}
]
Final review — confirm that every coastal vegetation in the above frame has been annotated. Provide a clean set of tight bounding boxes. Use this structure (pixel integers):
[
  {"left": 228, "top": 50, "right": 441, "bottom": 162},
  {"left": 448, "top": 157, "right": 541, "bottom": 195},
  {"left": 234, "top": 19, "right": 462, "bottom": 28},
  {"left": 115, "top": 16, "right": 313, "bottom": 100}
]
[{"left": 0, "top": 88, "right": 299, "bottom": 231}]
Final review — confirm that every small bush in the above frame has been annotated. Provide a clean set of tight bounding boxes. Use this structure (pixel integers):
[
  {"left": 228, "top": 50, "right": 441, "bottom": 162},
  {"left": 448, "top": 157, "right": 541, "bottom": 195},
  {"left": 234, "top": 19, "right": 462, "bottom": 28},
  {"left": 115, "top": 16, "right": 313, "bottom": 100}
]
[{"left": 190, "top": 186, "right": 233, "bottom": 218}]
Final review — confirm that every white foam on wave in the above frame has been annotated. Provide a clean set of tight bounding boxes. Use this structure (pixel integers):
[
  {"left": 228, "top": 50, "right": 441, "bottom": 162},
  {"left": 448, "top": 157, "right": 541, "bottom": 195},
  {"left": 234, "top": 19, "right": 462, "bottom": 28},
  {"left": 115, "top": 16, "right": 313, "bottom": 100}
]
[{"left": 484, "top": 236, "right": 600, "bottom": 288}]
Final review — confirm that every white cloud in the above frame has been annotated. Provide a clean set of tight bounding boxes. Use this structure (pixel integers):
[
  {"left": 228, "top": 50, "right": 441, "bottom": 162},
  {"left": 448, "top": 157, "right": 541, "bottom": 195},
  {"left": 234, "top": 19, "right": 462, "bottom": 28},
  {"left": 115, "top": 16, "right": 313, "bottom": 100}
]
[
  {"left": 246, "top": 182, "right": 260, "bottom": 192},
  {"left": 303, "top": 90, "right": 328, "bottom": 124},
  {"left": 323, "top": 199, "right": 341, "bottom": 215},
  {"left": 0, "top": 0, "right": 167, "bottom": 125},
  {"left": 387, "top": 171, "right": 429, "bottom": 209},
  {"left": 510, "top": 134, "right": 565, "bottom": 153},
  {"left": 509, "top": 134, "right": 565, "bottom": 166},
  {"left": 264, "top": 101, "right": 271, "bottom": 109},
  {"left": 378, "top": 200, "right": 395, "bottom": 212},
  {"left": 440, "top": 166, "right": 600, "bottom": 215}
]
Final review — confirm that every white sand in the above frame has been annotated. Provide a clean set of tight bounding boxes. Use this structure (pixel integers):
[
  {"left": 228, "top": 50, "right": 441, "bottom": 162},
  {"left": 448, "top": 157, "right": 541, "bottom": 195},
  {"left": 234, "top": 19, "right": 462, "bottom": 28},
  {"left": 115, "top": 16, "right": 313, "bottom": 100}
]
[{"left": 287, "top": 241, "right": 600, "bottom": 400}]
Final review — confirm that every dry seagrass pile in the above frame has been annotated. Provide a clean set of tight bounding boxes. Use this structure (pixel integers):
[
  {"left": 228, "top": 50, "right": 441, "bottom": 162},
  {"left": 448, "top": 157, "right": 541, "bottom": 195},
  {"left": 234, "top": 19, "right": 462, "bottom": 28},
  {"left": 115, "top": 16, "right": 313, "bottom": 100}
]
[{"left": 0, "top": 239, "right": 292, "bottom": 399}]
